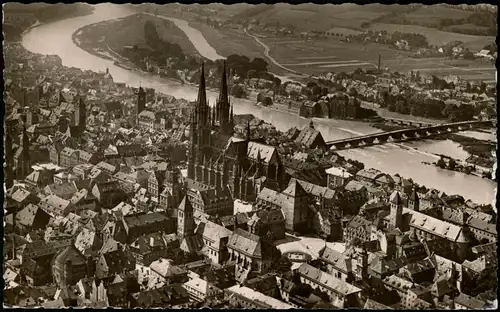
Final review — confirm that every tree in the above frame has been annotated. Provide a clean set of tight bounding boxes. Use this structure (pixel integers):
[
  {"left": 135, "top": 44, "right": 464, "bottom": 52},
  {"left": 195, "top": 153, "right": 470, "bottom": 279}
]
[
  {"left": 230, "top": 84, "right": 246, "bottom": 98},
  {"left": 463, "top": 49, "right": 475, "bottom": 60},
  {"left": 250, "top": 57, "right": 268, "bottom": 73},
  {"left": 247, "top": 69, "right": 257, "bottom": 80},
  {"left": 227, "top": 54, "right": 251, "bottom": 77},
  {"left": 312, "top": 85, "right": 323, "bottom": 96},
  {"left": 262, "top": 96, "right": 273, "bottom": 106},
  {"left": 437, "top": 157, "right": 446, "bottom": 169},
  {"left": 307, "top": 81, "right": 318, "bottom": 89},
  {"left": 448, "top": 158, "right": 457, "bottom": 170},
  {"left": 289, "top": 90, "right": 299, "bottom": 100}
]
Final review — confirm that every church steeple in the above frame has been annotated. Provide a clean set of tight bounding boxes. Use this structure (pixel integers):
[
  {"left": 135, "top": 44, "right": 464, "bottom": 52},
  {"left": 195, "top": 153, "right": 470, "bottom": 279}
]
[
  {"left": 196, "top": 63, "right": 209, "bottom": 126},
  {"left": 218, "top": 61, "right": 229, "bottom": 121},
  {"left": 217, "top": 61, "right": 233, "bottom": 134}
]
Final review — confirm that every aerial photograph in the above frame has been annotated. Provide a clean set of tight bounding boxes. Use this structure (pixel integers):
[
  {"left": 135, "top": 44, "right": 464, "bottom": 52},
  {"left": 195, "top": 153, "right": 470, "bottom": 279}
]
[{"left": 3, "top": 2, "right": 497, "bottom": 309}]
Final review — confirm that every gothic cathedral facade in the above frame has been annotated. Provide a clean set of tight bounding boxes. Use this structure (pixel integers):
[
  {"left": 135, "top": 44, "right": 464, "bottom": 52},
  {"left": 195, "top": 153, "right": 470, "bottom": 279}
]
[{"left": 186, "top": 62, "right": 284, "bottom": 202}]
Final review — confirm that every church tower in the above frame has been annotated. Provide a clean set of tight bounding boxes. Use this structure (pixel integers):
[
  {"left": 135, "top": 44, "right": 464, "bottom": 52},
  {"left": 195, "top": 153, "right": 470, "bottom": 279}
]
[
  {"left": 195, "top": 63, "right": 211, "bottom": 146},
  {"left": 177, "top": 196, "right": 196, "bottom": 239},
  {"left": 216, "top": 61, "right": 232, "bottom": 135},
  {"left": 78, "top": 95, "right": 86, "bottom": 133},
  {"left": 407, "top": 188, "right": 420, "bottom": 211},
  {"left": 189, "top": 63, "right": 212, "bottom": 183},
  {"left": 17, "top": 125, "right": 31, "bottom": 178},
  {"left": 136, "top": 86, "right": 146, "bottom": 116},
  {"left": 74, "top": 94, "right": 86, "bottom": 134},
  {"left": 389, "top": 191, "right": 404, "bottom": 230}
]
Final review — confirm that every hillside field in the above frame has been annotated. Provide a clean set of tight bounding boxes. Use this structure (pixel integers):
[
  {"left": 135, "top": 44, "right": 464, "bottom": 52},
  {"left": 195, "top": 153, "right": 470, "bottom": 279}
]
[
  {"left": 229, "top": 3, "right": 411, "bottom": 31},
  {"left": 367, "top": 23, "right": 495, "bottom": 50}
]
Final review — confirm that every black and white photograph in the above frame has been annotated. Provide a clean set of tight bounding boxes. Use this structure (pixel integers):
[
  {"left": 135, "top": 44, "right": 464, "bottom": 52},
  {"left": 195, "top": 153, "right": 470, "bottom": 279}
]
[{"left": 3, "top": 2, "right": 497, "bottom": 309}]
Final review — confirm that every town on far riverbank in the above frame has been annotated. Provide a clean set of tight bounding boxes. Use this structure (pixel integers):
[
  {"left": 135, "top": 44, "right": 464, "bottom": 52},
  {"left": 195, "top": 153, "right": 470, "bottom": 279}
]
[
  {"left": 4, "top": 3, "right": 497, "bottom": 310},
  {"left": 72, "top": 11, "right": 496, "bottom": 178}
]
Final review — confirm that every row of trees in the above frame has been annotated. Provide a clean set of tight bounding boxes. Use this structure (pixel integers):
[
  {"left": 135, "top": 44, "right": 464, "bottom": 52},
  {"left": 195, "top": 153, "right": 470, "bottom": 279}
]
[
  {"left": 348, "top": 30, "right": 429, "bottom": 49},
  {"left": 225, "top": 54, "right": 270, "bottom": 80},
  {"left": 380, "top": 92, "right": 476, "bottom": 122},
  {"left": 437, "top": 11, "right": 497, "bottom": 36},
  {"left": 391, "top": 31, "right": 429, "bottom": 48}
]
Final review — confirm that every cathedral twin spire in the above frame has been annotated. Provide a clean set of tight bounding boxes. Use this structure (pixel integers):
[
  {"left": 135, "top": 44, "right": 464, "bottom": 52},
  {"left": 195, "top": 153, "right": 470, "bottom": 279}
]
[
  {"left": 195, "top": 63, "right": 210, "bottom": 127},
  {"left": 192, "top": 60, "right": 233, "bottom": 135}
]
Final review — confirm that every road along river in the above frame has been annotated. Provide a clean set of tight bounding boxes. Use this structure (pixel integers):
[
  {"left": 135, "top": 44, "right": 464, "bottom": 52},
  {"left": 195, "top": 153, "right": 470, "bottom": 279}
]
[{"left": 21, "top": 4, "right": 496, "bottom": 205}]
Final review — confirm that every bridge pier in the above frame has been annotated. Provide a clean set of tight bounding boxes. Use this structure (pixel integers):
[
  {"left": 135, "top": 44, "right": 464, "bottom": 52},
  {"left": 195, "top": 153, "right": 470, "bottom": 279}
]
[{"left": 391, "top": 133, "right": 403, "bottom": 140}]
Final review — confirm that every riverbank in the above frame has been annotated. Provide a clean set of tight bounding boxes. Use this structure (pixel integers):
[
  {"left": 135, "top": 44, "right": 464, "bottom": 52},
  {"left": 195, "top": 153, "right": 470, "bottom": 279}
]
[
  {"left": 371, "top": 121, "right": 496, "bottom": 169},
  {"left": 21, "top": 3, "right": 495, "bottom": 205},
  {"left": 72, "top": 21, "right": 188, "bottom": 86},
  {"left": 423, "top": 156, "right": 494, "bottom": 181},
  {"left": 71, "top": 14, "right": 496, "bottom": 172},
  {"left": 4, "top": 3, "right": 95, "bottom": 42}
]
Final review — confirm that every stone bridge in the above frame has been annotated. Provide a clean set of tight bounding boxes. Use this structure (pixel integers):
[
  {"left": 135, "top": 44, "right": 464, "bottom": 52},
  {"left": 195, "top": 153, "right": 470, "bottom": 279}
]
[{"left": 326, "top": 120, "right": 494, "bottom": 150}]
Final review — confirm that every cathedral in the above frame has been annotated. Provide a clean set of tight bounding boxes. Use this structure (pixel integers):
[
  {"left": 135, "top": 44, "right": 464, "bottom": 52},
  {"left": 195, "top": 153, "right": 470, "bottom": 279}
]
[{"left": 187, "top": 62, "right": 285, "bottom": 203}]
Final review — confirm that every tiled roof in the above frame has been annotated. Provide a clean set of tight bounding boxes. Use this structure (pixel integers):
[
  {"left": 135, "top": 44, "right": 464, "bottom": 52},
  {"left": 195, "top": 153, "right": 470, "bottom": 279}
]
[
  {"left": 150, "top": 259, "right": 187, "bottom": 278},
  {"left": 15, "top": 204, "right": 45, "bottom": 228},
  {"left": 471, "top": 242, "right": 497, "bottom": 256},
  {"left": 228, "top": 228, "right": 261, "bottom": 258},
  {"left": 344, "top": 180, "right": 366, "bottom": 192},
  {"left": 455, "top": 293, "right": 486, "bottom": 309},
  {"left": 382, "top": 274, "right": 413, "bottom": 291},
  {"left": 40, "top": 194, "right": 71, "bottom": 214},
  {"left": 402, "top": 258, "right": 434, "bottom": 275},
  {"left": 11, "top": 188, "right": 32, "bottom": 203},
  {"left": 130, "top": 284, "right": 189, "bottom": 307},
  {"left": 402, "top": 208, "right": 467, "bottom": 243},
  {"left": 247, "top": 142, "right": 276, "bottom": 163},
  {"left": 326, "top": 166, "right": 353, "bottom": 178},
  {"left": 296, "top": 178, "right": 336, "bottom": 200},
  {"left": 319, "top": 247, "right": 351, "bottom": 273},
  {"left": 225, "top": 284, "right": 293, "bottom": 309},
  {"left": 389, "top": 190, "right": 404, "bottom": 205},
  {"left": 180, "top": 234, "right": 204, "bottom": 254},
  {"left": 197, "top": 221, "right": 232, "bottom": 249},
  {"left": 130, "top": 232, "right": 178, "bottom": 255},
  {"left": 257, "top": 187, "right": 285, "bottom": 207},
  {"left": 467, "top": 217, "right": 496, "bottom": 235},
  {"left": 296, "top": 263, "right": 361, "bottom": 296},
  {"left": 345, "top": 215, "right": 372, "bottom": 230},
  {"left": 356, "top": 168, "right": 383, "bottom": 180},
  {"left": 369, "top": 256, "right": 408, "bottom": 275},
  {"left": 364, "top": 299, "right": 392, "bottom": 309},
  {"left": 123, "top": 212, "right": 169, "bottom": 229},
  {"left": 282, "top": 178, "right": 308, "bottom": 197},
  {"left": 75, "top": 227, "right": 102, "bottom": 255},
  {"left": 44, "top": 182, "right": 78, "bottom": 199},
  {"left": 53, "top": 245, "right": 86, "bottom": 267},
  {"left": 294, "top": 127, "right": 323, "bottom": 148}
]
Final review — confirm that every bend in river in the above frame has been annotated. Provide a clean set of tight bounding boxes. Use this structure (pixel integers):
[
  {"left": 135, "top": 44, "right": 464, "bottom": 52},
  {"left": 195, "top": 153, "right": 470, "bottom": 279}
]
[{"left": 21, "top": 4, "right": 496, "bottom": 205}]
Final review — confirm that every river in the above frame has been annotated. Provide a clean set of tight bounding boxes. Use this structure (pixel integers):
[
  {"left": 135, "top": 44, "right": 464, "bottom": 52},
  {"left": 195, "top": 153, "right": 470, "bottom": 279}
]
[{"left": 21, "top": 4, "right": 496, "bottom": 205}]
